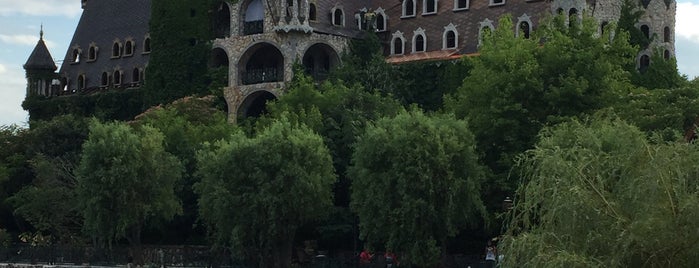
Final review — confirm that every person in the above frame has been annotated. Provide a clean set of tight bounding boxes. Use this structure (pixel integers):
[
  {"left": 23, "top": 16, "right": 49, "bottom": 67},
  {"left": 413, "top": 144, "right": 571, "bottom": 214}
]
[
  {"left": 485, "top": 240, "right": 497, "bottom": 268},
  {"left": 384, "top": 251, "right": 399, "bottom": 268},
  {"left": 359, "top": 249, "right": 373, "bottom": 266}
]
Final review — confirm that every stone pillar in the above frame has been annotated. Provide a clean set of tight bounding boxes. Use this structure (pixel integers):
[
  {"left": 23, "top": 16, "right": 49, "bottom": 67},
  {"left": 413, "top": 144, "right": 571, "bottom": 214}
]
[{"left": 290, "top": 0, "right": 300, "bottom": 25}]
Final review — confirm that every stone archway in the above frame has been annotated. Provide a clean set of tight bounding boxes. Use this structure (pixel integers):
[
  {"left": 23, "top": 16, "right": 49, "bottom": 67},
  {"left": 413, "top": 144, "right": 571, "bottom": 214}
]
[
  {"left": 242, "top": 0, "right": 264, "bottom": 35},
  {"left": 302, "top": 43, "right": 340, "bottom": 81},
  {"left": 238, "top": 42, "right": 284, "bottom": 85},
  {"left": 238, "top": 90, "right": 277, "bottom": 118},
  {"left": 210, "top": 47, "right": 230, "bottom": 87},
  {"left": 213, "top": 1, "right": 231, "bottom": 38}
]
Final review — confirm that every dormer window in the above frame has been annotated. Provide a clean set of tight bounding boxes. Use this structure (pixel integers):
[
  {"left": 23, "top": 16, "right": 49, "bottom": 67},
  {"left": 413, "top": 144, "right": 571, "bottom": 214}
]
[
  {"left": 101, "top": 72, "right": 109, "bottom": 87},
  {"left": 516, "top": 14, "right": 532, "bottom": 39},
  {"left": 423, "top": 0, "right": 437, "bottom": 15},
  {"left": 77, "top": 74, "right": 86, "bottom": 90},
  {"left": 124, "top": 40, "right": 134, "bottom": 56},
  {"left": 112, "top": 41, "right": 122, "bottom": 58},
  {"left": 443, "top": 23, "right": 458, "bottom": 49},
  {"left": 143, "top": 36, "right": 151, "bottom": 53},
  {"left": 88, "top": 44, "right": 98, "bottom": 62},
  {"left": 71, "top": 47, "right": 81, "bottom": 63},
  {"left": 478, "top": 19, "right": 495, "bottom": 46},
  {"left": 375, "top": 8, "right": 387, "bottom": 32},
  {"left": 454, "top": 0, "right": 469, "bottom": 10},
  {"left": 391, "top": 31, "right": 405, "bottom": 55},
  {"left": 413, "top": 28, "right": 427, "bottom": 53},
  {"left": 402, "top": 0, "right": 416, "bottom": 18},
  {"left": 332, "top": 7, "right": 344, "bottom": 26},
  {"left": 490, "top": 0, "right": 505, "bottom": 7},
  {"left": 113, "top": 70, "right": 122, "bottom": 86}
]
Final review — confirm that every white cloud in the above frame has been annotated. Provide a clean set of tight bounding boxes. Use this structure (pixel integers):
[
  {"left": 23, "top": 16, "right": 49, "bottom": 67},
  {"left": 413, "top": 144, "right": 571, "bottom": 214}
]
[
  {"left": 0, "top": 0, "right": 81, "bottom": 18},
  {"left": 0, "top": 34, "right": 57, "bottom": 48},
  {"left": 676, "top": 2, "right": 699, "bottom": 44},
  {"left": 0, "top": 62, "right": 29, "bottom": 126}
]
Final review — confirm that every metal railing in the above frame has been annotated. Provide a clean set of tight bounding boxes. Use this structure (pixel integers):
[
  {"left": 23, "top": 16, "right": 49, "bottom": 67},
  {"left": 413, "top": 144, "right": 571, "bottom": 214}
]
[
  {"left": 243, "top": 20, "right": 264, "bottom": 35},
  {"left": 242, "top": 68, "right": 281, "bottom": 85}
]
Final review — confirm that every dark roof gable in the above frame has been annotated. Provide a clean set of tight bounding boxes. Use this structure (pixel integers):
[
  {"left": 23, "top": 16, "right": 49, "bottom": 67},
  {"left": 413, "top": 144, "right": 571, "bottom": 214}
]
[{"left": 24, "top": 38, "right": 57, "bottom": 71}]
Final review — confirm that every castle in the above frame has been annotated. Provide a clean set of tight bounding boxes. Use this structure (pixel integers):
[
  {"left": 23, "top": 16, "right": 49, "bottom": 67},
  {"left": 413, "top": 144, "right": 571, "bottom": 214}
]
[{"left": 24, "top": 0, "right": 676, "bottom": 121}]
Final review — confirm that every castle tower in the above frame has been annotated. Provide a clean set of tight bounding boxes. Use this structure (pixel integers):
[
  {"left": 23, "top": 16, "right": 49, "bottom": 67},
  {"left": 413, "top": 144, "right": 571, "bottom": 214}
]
[{"left": 23, "top": 26, "right": 58, "bottom": 97}]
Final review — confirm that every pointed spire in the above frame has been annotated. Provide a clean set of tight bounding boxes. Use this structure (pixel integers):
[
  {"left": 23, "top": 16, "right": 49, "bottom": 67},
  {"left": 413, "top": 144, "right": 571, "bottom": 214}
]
[
  {"left": 40, "top": 23, "right": 44, "bottom": 40},
  {"left": 24, "top": 27, "right": 56, "bottom": 71}
]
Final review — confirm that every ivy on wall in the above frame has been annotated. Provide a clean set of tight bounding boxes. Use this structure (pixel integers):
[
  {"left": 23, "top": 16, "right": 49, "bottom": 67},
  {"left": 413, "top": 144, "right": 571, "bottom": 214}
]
[{"left": 23, "top": 89, "right": 145, "bottom": 122}]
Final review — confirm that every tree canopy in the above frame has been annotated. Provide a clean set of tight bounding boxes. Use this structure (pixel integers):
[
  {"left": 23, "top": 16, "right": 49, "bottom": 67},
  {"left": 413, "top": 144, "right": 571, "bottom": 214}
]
[
  {"left": 195, "top": 116, "right": 336, "bottom": 267},
  {"left": 350, "top": 110, "right": 486, "bottom": 266}
]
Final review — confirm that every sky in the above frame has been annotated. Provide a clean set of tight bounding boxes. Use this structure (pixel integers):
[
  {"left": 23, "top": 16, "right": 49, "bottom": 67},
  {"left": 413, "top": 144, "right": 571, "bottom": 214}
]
[{"left": 1, "top": 0, "right": 698, "bottom": 126}]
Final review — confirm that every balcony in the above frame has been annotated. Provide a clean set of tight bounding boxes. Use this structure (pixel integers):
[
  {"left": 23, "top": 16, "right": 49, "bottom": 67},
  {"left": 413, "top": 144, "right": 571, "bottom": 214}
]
[{"left": 242, "top": 68, "right": 281, "bottom": 85}]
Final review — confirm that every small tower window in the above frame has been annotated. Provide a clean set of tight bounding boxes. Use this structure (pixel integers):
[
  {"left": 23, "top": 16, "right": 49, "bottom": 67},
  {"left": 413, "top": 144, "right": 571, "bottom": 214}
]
[
  {"left": 639, "top": 54, "right": 650, "bottom": 72},
  {"left": 112, "top": 41, "right": 121, "bottom": 58},
  {"left": 569, "top": 8, "right": 578, "bottom": 27},
  {"left": 519, "top": 21, "right": 530, "bottom": 39},
  {"left": 664, "top": 49, "right": 671, "bottom": 60},
  {"left": 143, "top": 36, "right": 151, "bottom": 53},
  {"left": 663, "top": 26, "right": 671, "bottom": 42}
]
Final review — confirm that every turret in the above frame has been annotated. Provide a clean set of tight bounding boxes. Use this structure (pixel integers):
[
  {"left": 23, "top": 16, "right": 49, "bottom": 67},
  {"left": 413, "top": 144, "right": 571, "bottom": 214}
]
[{"left": 23, "top": 26, "right": 58, "bottom": 97}]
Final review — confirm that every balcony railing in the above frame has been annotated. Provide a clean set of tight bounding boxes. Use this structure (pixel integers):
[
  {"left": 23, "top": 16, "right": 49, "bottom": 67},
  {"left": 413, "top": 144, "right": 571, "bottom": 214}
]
[
  {"left": 242, "top": 68, "right": 281, "bottom": 85},
  {"left": 243, "top": 20, "right": 264, "bottom": 35}
]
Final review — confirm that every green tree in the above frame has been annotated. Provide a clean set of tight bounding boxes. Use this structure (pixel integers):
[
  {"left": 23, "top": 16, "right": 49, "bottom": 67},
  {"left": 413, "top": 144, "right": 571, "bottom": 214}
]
[
  {"left": 133, "top": 96, "right": 237, "bottom": 243},
  {"left": 349, "top": 110, "right": 486, "bottom": 267},
  {"left": 195, "top": 116, "right": 336, "bottom": 268},
  {"left": 445, "top": 15, "right": 635, "bottom": 181},
  {"left": 9, "top": 115, "right": 90, "bottom": 244},
  {"left": 501, "top": 117, "right": 699, "bottom": 267},
  {"left": 76, "top": 121, "right": 182, "bottom": 260}
]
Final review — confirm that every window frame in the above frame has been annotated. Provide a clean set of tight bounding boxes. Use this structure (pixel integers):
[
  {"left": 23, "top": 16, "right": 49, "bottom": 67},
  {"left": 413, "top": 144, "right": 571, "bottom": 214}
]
[
  {"left": 454, "top": 0, "right": 469, "bottom": 11},
  {"left": 391, "top": 31, "right": 406, "bottom": 55},
  {"left": 423, "top": 0, "right": 438, "bottom": 15},
  {"left": 412, "top": 27, "right": 427, "bottom": 53},
  {"left": 442, "top": 23, "right": 458, "bottom": 49},
  {"left": 402, "top": 0, "right": 416, "bottom": 18}
]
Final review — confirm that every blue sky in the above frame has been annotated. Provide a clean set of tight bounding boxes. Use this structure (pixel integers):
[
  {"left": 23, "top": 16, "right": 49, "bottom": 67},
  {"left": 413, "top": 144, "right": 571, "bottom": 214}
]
[{"left": 1, "top": 0, "right": 698, "bottom": 126}]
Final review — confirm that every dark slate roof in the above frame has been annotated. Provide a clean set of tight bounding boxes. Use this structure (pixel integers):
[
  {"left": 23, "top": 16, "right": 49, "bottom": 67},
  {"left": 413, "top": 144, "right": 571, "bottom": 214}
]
[
  {"left": 24, "top": 38, "right": 57, "bottom": 71},
  {"left": 58, "top": 0, "right": 151, "bottom": 92}
]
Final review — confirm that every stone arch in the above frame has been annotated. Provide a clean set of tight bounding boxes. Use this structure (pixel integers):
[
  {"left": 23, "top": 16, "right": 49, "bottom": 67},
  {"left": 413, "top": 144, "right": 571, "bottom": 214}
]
[
  {"left": 213, "top": 1, "right": 231, "bottom": 38},
  {"left": 302, "top": 43, "right": 340, "bottom": 80},
  {"left": 242, "top": 0, "right": 264, "bottom": 35},
  {"left": 238, "top": 90, "right": 277, "bottom": 118},
  {"left": 211, "top": 47, "right": 230, "bottom": 86},
  {"left": 238, "top": 42, "right": 284, "bottom": 85}
]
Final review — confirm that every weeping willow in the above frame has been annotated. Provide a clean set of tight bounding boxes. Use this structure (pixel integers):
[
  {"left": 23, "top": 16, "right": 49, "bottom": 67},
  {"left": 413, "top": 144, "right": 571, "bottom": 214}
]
[{"left": 501, "top": 117, "right": 699, "bottom": 268}]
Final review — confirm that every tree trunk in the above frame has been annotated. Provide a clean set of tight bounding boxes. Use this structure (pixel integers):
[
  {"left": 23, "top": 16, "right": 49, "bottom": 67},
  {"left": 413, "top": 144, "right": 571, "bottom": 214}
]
[{"left": 126, "top": 225, "right": 143, "bottom": 266}]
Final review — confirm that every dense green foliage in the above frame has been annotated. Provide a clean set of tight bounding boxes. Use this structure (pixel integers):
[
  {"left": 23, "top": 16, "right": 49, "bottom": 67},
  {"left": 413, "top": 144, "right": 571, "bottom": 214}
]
[
  {"left": 350, "top": 110, "right": 486, "bottom": 266},
  {"left": 502, "top": 117, "right": 699, "bottom": 267},
  {"left": 22, "top": 89, "right": 144, "bottom": 122},
  {"left": 77, "top": 121, "right": 183, "bottom": 250},
  {"left": 195, "top": 117, "right": 336, "bottom": 267}
]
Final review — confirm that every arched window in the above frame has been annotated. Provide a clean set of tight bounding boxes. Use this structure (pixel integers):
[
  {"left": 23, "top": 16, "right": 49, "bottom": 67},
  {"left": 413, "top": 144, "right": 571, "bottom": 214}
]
[
  {"left": 479, "top": 19, "right": 494, "bottom": 46},
  {"left": 639, "top": 54, "right": 650, "bottom": 71},
  {"left": 124, "top": 41, "right": 134, "bottom": 56},
  {"left": 454, "top": 0, "right": 469, "bottom": 10},
  {"left": 77, "top": 74, "right": 86, "bottom": 90},
  {"left": 402, "top": 0, "right": 416, "bottom": 18},
  {"left": 113, "top": 70, "right": 122, "bottom": 86},
  {"left": 88, "top": 45, "right": 97, "bottom": 61},
  {"left": 375, "top": 8, "right": 387, "bottom": 32},
  {"left": 133, "top": 68, "right": 141, "bottom": 83},
  {"left": 391, "top": 31, "right": 405, "bottom": 55},
  {"left": 664, "top": 49, "right": 671, "bottom": 60},
  {"left": 641, "top": 24, "right": 650, "bottom": 39},
  {"left": 112, "top": 41, "right": 121, "bottom": 58},
  {"left": 664, "top": 26, "right": 671, "bottom": 42},
  {"left": 424, "top": 0, "right": 437, "bottom": 14},
  {"left": 569, "top": 8, "right": 578, "bottom": 27},
  {"left": 600, "top": 21, "right": 609, "bottom": 35},
  {"left": 101, "top": 72, "right": 109, "bottom": 87},
  {"left": 414, "top": 35, "right": 425, "bottom": 52},
  {"left": 519, "top": 21, "right": 530, "bottom": 38},
  {"left": 143, "top": 37, "right": 151, "bottom": 53},
  {"left": 332, "top": 8, "right": 344, "bottom": 26},
  {"left": 72, "top": 48, "right": 81, "bottom": 63},
  {"left": 445, "top": 30, "right": 456, "bottom": 48},
  {"left": 243, "top": 0, "right": 263, "bottom": 35},
  {"left": 309, "top": 3, "right": 317, "bottom": 21}
]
